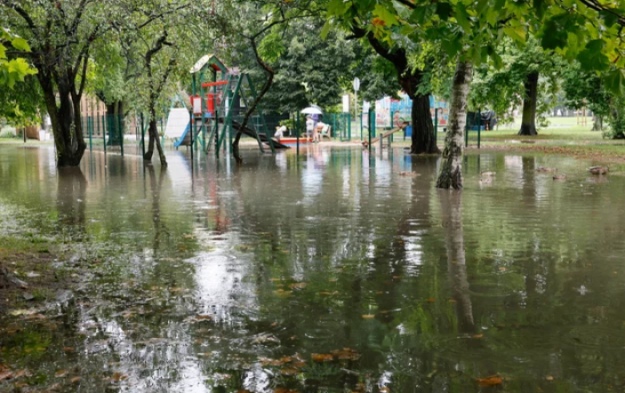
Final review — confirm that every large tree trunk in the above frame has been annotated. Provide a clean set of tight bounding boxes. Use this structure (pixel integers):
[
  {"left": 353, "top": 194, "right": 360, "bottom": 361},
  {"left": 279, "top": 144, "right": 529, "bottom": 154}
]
[
  {"left": 396, "top": 65, "right": 438, "bottom": 155},
  {"left": 360, "top": 30, "right": 438, "bottom": 155},
  {"left": 518, "top": 71, "right": 539, "bottom": 136},
  {"left": 436, "top": 61, "right": 473, "bottom": 190},
  {"left": 38, "top": 72, "right": 86, "bottom": 167},
  {"left": 409, "top": 93, "right": 439, "bottom": 154},
  {"left": 105, "top": 101, "right": 125, "bottom": 146}
]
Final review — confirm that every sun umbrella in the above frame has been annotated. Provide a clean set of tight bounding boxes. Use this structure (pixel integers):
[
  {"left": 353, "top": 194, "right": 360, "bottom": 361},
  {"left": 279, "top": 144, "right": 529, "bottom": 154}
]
[{"left": 301, "top": 106, "right": 323, "bottom": 115}]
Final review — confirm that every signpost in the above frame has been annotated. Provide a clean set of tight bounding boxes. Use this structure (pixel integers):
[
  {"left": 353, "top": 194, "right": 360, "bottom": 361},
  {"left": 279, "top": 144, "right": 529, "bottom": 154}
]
[{"left": 353, "top": 77, "right": 360, "bottom": 123}]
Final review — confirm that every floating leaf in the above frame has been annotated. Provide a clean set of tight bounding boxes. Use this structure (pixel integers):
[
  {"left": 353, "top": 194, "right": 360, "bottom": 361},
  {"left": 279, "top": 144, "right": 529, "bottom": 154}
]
[
  {"left": 331, "top": 347, "right": 361, "bottom": 361},
  {"left": 476, "top": 375, "right": 503, "bottom": 387},
  {"left": 55, "top": 369, "right": 69, "bottom": 378},
  {"left": 361, "top": 314, "right": 375, "bottom": 319},
  {"left": 311, "top": 353, "right": 334, "bottom": 362},
  {"left": 0, "top": 366, "right": 12, "bottom": 381},
  {"left": 289, "top": 282, "right": 307, "bottom": 290},
  {"left": 111, "top": 372, "right": 128, "bottom": 382}
]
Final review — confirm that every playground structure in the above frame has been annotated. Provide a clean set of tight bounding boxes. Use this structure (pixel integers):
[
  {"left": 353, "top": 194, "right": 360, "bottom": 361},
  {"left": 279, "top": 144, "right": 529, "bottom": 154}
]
[
  {"left": 362, "top": 122, "right": 409, "bottom": 149},
  {"left": 165, "top": 54, "right": 289, "bottom": 157}
]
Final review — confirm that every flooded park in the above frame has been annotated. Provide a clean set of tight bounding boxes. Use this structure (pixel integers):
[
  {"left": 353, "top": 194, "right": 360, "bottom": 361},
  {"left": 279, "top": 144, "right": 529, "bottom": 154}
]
[{"left": 1, "top": 143, "right": 625, "bottom": 392}]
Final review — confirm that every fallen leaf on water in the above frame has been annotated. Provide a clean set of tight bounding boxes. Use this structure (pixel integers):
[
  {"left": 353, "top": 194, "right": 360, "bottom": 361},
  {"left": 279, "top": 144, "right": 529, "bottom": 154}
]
[
  {"left": 280, "top": 367, "right": 299, "bottom": 375},
  {"left": 259, "top": 357, "right": 284, "bottom": 367},
  {"left": 0, "top": 369, "right": 13, "bottom": 381},
  {"left": 545, "top": 375, "right": 554, "bottom": 381},
  {"left": 54, "top": 369, "right": 68, "bottom": 378},
  {"left": 311, "top": 353, "right": 334, "bottom": 362},
  {"left": 331, "top": 347, "right": 361, "bottom": 361},
  {"left": 274, "top": 388, "right": 298, "bottom": 393},
  {"left": 63, "top": 347, "right": 75, "bottom": 354},
  {"left": 13, "top": 369, "right": 30, "bottom": 378},
  {"left": 9, "top": 308, "right": 39, "bottom": 317},
  {"left": 476, "top": 375, "right": 503, "bottom": 387},
  {"left": 289, "top": 282, "right": 307, "bottom": 290},
  {"left": 111, "top": 372, "right": 128, "bottom": 382},
  {"left": 472, "top": 334, "right": 484, "bottom": 339},
  {"left": 379, "top": 387, "right": 391, "bottom": 393},
  {"left": 71, "top": 376, "right": 82, "bottom": 383}
]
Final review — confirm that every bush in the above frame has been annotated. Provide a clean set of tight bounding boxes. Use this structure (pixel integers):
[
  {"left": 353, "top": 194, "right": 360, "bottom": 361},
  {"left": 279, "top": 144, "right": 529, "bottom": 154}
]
[{"left": 0, "top": 126, "right": 18, "bottom": 138}]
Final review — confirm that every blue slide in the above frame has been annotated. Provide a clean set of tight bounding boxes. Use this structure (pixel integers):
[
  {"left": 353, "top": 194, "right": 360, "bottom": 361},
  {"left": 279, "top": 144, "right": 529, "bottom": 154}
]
[{"left": 173, "top": 123, "right": 191, "bottom": 148}]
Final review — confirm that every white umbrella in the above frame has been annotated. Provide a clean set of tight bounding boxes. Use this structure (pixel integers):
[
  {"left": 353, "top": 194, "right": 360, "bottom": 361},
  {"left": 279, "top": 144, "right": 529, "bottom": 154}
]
[{"left": 301, "top": 106, "right": 323, "bottom": 115}]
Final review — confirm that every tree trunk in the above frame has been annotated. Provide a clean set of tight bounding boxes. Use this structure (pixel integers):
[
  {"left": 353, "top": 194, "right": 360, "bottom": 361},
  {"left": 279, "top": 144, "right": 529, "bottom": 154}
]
[
  {"left": 436, "top": 61, "right": 473, "bottom": 190},
  {"left": 39, "top": 77, "right": 86, "bottom": 167},
  {"left": 592, "top": 115, "right": 603, "bottom": 131},
  {"left": 106, "top": 101, "right": 125, "bottom": 146},
  {"left": 410, "top": 93, "right": 439, "bottom": 154},
  {"left": 143, "top": 118, "right": 168, "bottom": 167},
  {"left": 518, "top": 71, "right": 539, "bottom": 136},
  {"left": 359, "top": 30, "right": 438, "bottom": 154}
]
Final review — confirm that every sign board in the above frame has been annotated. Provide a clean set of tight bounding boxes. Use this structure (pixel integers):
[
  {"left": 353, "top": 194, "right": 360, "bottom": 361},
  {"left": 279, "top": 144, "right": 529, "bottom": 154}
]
[
  {"left": 342, "top": 94, "right": 350, "bottom": 113},
  {"left": 192, "top": 96, "right": 202, "bottom": 115}
]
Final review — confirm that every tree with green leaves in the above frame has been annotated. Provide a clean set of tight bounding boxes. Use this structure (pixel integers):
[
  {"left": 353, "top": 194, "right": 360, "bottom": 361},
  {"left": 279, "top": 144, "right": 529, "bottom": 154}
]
[
  {"left": 0, "top": 27, "right": 40, "bottom": 129},
  {"left": 326, "top": 0, "right": 440, "bottom": 154},
  {"left": 1, "top": 0, "right": 194, "bottom": 167},
  {"left": 469, "top": 38, "right": 564, "bottom": 135},
  {"left": 562, "top": 62, "right": 610, "bottom": 133},
  {"left": 0, "top": 27, "right": 36, "bottom": 88},
  {"left": 1, "top": 0, "right": 113, "bottom": 166}
]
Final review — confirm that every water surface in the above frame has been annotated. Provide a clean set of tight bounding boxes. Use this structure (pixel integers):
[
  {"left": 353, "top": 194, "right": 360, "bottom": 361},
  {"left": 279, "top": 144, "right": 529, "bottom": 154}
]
[{"left": 1, "top": 144, "right": 624, "bottom": 392}]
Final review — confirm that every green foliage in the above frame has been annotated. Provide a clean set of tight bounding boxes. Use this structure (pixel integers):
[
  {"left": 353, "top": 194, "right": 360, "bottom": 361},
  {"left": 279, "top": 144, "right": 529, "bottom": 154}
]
[
  {"left": 0, "top": 28, "right": 37, "bottom": 89},
  {"left": 468, "top": 38, "right": 565, "bottom": 127}
]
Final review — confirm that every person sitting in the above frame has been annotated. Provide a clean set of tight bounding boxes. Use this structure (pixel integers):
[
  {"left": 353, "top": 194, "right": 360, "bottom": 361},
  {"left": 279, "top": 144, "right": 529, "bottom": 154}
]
[
  {"left": 274, "top": 125, "right": 287, "bottom": 139},
  {"left": 313, "top": 121, "right": 327, "bottom": 142},
  {"left": 305, "top": 116, "right": 314, "bottom": 138}
]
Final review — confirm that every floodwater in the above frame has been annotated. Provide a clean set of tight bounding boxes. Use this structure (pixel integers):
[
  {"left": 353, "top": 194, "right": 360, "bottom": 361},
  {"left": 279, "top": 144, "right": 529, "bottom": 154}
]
[{"left": 1, "top": 144, "right": 625, "bottom": 392}]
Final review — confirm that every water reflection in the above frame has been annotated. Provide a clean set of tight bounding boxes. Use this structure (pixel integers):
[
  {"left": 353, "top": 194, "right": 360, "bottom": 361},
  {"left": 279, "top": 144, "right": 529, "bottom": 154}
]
[
  {"left": 439, "top": 190, "right": 475, "bottom": 334},
  {"left": 57, "top": 167, "right": 87, "bottom": 233},
  {"left": 3, "top": 145, "right": 625, "bottom": 392}
]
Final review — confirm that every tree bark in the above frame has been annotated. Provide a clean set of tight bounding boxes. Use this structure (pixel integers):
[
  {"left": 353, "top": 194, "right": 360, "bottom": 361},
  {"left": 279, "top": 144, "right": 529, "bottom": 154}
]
[
  {"left": 409, "top": 93, "right": 438, "bottom": 154},
  {"left": 143, "top": 117, "right": 168, "bottom": 167},
  {"left": 592, "top": 115, "right": 603, "bottom": 131},
  {"left": 105, "top": 101, "right": 124, "bottom": 145},
  {"left": 436, "top": 61, "right": 473, "bottom": 190},
  {"left": 362, "top": 32, "right": 438, "bottom": 154},
  {"left": 38, "top": 73, "right": 87, "bottom": 167},
  {"left": 518, "top": 71, "right": 539, "bottom": 136}
]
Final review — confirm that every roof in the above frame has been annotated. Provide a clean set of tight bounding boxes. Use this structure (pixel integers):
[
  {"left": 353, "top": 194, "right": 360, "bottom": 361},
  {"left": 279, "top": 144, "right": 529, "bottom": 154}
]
[{"left": 189, "top": 54, "right": 228, "bottom": 74}]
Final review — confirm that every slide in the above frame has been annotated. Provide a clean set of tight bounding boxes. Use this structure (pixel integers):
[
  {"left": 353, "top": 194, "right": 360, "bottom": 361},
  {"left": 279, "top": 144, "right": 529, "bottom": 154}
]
[
  {"left": 231, "top": 120, "right": 290, "bottom": 149},
  {"left": 165, "top": 107, "right": 191, "bottom": 140},
  {"left": 173, "top": 123, "right": 191, "bottom": 148},
  {"left": 362, "top": 126, "right": 405, "bottom": 148}
]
